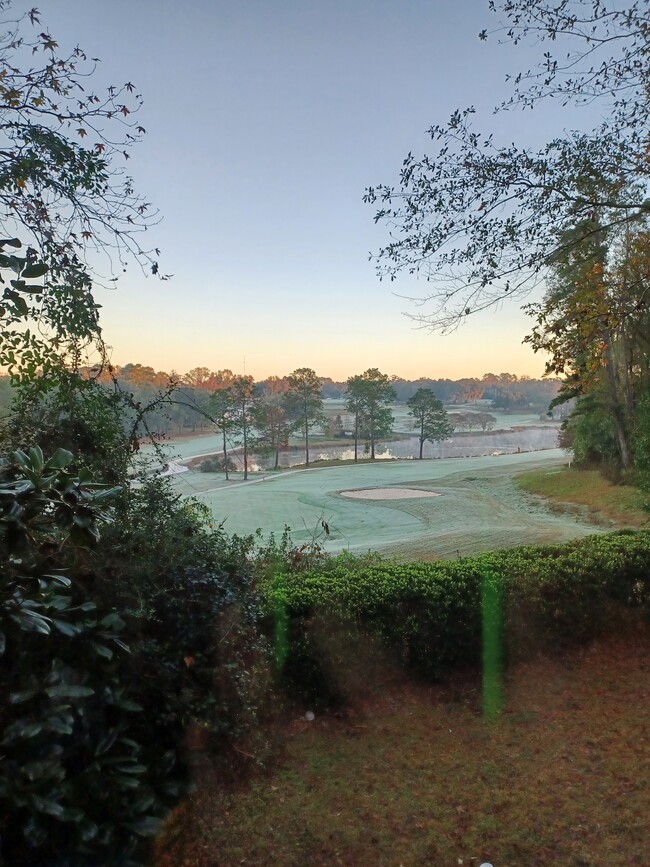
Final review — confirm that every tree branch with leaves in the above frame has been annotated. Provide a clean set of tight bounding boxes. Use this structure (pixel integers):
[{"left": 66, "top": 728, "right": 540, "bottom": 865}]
[{"left": 365, "top": 0, "right": 650, "bottom": 331}]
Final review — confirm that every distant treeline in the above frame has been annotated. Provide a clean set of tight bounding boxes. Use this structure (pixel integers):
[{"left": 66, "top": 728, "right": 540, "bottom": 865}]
[
  {"left": 323, "top": 373, "right": 560, "bottom": 411},
  {"left": 0, "top": 366, "right": 561, "bottom": 439}
]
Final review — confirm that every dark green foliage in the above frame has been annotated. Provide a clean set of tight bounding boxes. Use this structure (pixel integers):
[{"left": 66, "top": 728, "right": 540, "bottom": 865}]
[
  {"left": 560, "top": 395, "right": 620, "bottom": 468},
  {"left": 633, "top": 395, "right": 650, "bottom": 500},
  {"left": 99, "top": 476, "right": 271, "bottom": 760},
  {"left": 407, "top": 387, "right": 453, "bottom": 458},
  {"left": 284, "top": 368, "right": 325, "bottom": 466},
  {"left": 0, "top": 448, "right": 170, "bottom": 866},
  {"left": 263, "top": 532, "right": 650, "bottom": 703},
  {"left": 7, "top": 371, "right": 138, "bottom": 484},
  {"left": 1, "top": 451, "right": 272, "bottom": 864},
  {"left": 345, "top": 369, "right": 396, "bottom": 460}
]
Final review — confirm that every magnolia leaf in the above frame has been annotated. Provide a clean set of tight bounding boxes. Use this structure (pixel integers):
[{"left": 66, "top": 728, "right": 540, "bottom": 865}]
[
  {"left": 79, "top": 819, "right": 99, "bottom": 842},
  {"left": 89, "top": 486, "right": 122, "bottom": 502},
  {"left": 1, "top": 720, "right": 41, "bottom": 744},
  {"left": 45, "top": 684, "right": 95, "bottom": 699},
  {"left": 100, "top": 611, "right": 125, "bottom": 630},
  {"left": 43, "top": 573, "right": 72, "bottom": 588},
  {"left": 21, "top": 262, "right": 48, "bottom": 279},
  {"left": 94, "top": 728, "right": 119, "bottom": 756},
  {"left": 9, "top": 688, "right": 39, "bottom": 704},
  {"left": 47, "top": 717, "right": 74, "bottom": 735},
  {"left": 59, "top": 806, "right": 84, "bottom": 823},
  {"left": 127, "top": 816, "right": 161, "bottom": 837},
  {"left": 51, "top": 618, "right": 81, "bottom": 637},
  {"left": 27, "top": 446, "right": 44, "bottom": 473},
  {"left": 32, "top": 796, "right": 65, "bottom": 819},
  {"left": 14, "top": 611, "right": 51, "bottom": 635},
  {"left": 113, "top": 698, "right": 142, "bottom": 712},
  {"left": 91, "top": 642, "right": 113, "bottom": 660},
  {"left": 114, "top": 774, "right": 140, "bottom": 789},
  {"left": 45, "top": 448, "right": 74, "bottom": 470}
]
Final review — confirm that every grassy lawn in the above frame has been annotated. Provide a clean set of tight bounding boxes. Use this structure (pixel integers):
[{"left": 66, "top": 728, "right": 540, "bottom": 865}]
[
  {"left": 155, "top": 629, "right": 650, "bottom": 866},
  {"left": 171, "top": 451, "right": 609, "bottom": 558},
  {"left": 516, "top": 467, "right": 649, "bottom": 528}
]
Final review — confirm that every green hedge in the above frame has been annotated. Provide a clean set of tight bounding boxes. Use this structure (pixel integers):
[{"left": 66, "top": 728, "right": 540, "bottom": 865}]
[{"left": 263, "top": 531, "right": 650, "bottom": 703}]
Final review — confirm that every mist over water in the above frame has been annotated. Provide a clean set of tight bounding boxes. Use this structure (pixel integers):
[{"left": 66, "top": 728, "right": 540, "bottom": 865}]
[
  {"left": 142, "top": 406, "right": 561, "bottom": 473},
  {"left": 251, "top": 426, "right": 559, "bottom": 469}
]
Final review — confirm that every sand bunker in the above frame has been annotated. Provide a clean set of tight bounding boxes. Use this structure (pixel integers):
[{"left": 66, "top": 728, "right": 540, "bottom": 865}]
[{"left": 340, "top": 487, "right": 441, "bottom": 500}]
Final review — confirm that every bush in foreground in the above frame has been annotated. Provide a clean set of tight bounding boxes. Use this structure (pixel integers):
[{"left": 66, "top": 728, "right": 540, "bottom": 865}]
[
  {"left": 264, "top": 531, "right": 650, "bottom": 704},
  {"left": 0, "top": 454, "right": 271, "bottom": 866},
  {"left": 0, "top": 448, "right": 170, "bottom": 866},
  {"left": 99, "top": 476, "right": 272, "bottom": 766}
]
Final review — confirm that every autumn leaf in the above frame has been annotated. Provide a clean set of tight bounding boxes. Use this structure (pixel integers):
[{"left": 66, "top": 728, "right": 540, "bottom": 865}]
[{"left": 39, "top": 32, "right": 58, "bottom": 50}]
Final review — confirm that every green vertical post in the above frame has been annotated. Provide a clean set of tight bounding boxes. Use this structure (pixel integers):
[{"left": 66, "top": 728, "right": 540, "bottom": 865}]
[
  {"left": 482, "top": 569, "right": 503, "bottom": 720},
  {"left": 273, "top": 573, "right": 289, "bottom": 670}
]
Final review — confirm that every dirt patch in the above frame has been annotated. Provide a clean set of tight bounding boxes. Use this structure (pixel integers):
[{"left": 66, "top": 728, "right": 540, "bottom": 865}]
[
  {"left": 155, "top": 628, "right": 650, "bottom": 867},
  {"left": 340, "top": 487, "right": 441, "bottom": 500}
]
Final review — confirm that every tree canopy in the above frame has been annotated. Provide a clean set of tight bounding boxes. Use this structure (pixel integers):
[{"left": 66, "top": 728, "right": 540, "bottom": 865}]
[
  {"left": 0, "top": 2, "right": 163, "bottom": 387},
  {"left": 345, "top": 369, "right": 396, "bottom": 460},
  {"left": 284, "top": 367, "right": 324, "bottom": 466},
  {"left": 407, "top": 388, "right": 453, "bottom": 458},
  {"left": 365, "top": 0, "right": 650, "bottom": 331}
]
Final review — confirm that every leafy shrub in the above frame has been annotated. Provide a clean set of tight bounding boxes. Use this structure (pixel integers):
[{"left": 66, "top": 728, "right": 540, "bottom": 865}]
[
  {"left": 561, "top": 395, "right": 620, "bottom": 468},
  {"left": 98, "top": 476, "right": 272, "bottom": 765},
  {"left": 7, "top": 371, "right": 138, "bottom": 485},
  {"left": 1, "top": 450, "right": 274, "bottom": 864},
  {"left": 632, "top": 394, "right": 650, "bottom": 504},
  {"left": 0, "top": 448, "right": 172, "bottom": 866},
  {"left": 198, "top": 455, "right": 236, "bottom": 473},
  {"left": 263, "top": 532, "right": 650, "bottom": 703}
]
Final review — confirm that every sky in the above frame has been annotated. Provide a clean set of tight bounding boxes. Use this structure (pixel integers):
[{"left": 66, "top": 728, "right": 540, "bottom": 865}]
[{"left": 31, "top": 0, "right": 601, "bottom": 381}]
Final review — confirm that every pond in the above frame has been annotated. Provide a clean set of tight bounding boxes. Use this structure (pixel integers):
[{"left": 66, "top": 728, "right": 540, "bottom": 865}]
[{"left": 143, "top": 409, "right": 560, "bottom": 471}]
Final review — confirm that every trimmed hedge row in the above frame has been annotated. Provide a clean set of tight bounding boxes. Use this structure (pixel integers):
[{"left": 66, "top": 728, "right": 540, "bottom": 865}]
[{"left": 263, "top": 531, "right": 650, "bottom": 703}]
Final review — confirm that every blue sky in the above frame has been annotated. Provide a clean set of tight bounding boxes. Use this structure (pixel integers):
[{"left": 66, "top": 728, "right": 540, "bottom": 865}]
[{"left": 38, "top": 0, "right": 600, "bottom": 380}]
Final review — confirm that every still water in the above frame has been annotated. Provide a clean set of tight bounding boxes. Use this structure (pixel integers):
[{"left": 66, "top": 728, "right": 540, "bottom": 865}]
[{"left": 250, "top": 426, "right": 559, "bottom": 469}]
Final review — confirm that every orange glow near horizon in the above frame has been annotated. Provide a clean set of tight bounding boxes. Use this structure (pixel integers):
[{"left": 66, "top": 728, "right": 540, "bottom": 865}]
[{"left": 101, "top": 303, "right": 551, "bottom": 382}]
